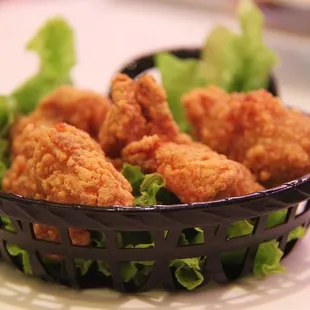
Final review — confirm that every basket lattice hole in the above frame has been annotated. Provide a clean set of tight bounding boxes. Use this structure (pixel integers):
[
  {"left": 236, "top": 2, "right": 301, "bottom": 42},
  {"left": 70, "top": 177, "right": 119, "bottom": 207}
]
[
  {"left": 178, "top": 228, "right": 205, "bottom": 246},
  {"left": 287, "top": 223, "right": 308, "bottom": 243},
  {"left": 220, "top": 248, "right": 247, "bottom": 280},
  {"left": 296, "top": 200, "right": 308, "bottom": 216},
  {"left": 74, "top": 259, "right": 112, "bottom": 288},
  {"left": 5, "top": 242, "right": 33, "bottom": 275},
  {"left": 120, "top": 261, "right": 155, "bottom": 291},
  {"left": 226, "top": 220, "right": 254, "bottom": 240},
  {"left": 169, "top": 256, "right": 205, "bottom": 290},
  {"left": 266, "top": 206, "right": 307, "bottom": 228},
  {"left": 32, "top": 224, "right": 94, "bottom": 248},
  {"left": 116, "top": 231, "right": 154, "bottom": 249},
  {"left": 0, "top": 216, "right": 16, "bottom": 233},
  {"left": 32, "top": 224, "right": 61, "bottom": 243},
  {"left": 266, "top": 209, "right": 288, "bottom": 229},
  {"left": 86, "top": 231, "right": 106, "bottom": 248},
  {"left": 38, "top": 253, "right": 66, "bottom": 281}
]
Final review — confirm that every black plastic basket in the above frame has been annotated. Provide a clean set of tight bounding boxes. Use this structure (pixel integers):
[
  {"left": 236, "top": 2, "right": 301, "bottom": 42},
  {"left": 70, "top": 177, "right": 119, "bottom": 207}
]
[{"left": 0, "top": 48, "right": 309, "bottom": 293}]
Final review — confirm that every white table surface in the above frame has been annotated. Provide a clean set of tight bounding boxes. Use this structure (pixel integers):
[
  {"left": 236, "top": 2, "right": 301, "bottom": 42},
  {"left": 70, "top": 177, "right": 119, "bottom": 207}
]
[{"left": 0, "top": 0, "right": 309, "bottom": 309}]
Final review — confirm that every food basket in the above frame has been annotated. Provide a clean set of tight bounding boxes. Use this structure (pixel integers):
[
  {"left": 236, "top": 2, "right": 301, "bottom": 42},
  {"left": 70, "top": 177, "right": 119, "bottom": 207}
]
[{"left": 0, "top": 48, "right": 309, "bottom": 293}]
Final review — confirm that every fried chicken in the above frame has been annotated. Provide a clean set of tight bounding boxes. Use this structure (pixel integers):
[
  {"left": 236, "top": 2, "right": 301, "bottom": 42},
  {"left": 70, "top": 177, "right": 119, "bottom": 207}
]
[
  {"left": 3, "top": 123, "right": 134, "bottom": 247},
  {"left": 122, "top": 135, "right": 263, "bottom": 203},
  {"left": 11, "top": 86, "right": 111, "bottom": 158},
  {"left": 98, "top": 74, "right": 190, "bottom": 158},
  {"left": 182, "top": 87, "right": 310, "bottom": 187},
  {"left": 10, "top": 115, "right": 55, "bottom": 159},
  {"left": 38, "top": 86, "right": 111, "bottom": 137}
]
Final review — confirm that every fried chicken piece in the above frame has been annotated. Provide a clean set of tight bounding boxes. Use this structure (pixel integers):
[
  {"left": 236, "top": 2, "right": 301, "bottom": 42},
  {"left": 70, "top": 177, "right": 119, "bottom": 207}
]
[
  {"left": 182, "top": 87, "right": 310, "bottom": 188},
  {"left": 98, "top": 74, "right": 190, "bottom": 157},
  {"left": 1, "top": 155, "right": 35, "bottom": 198},
  {"left": 10, "top": 86, "right": 111, "bottom": 158},
  {"left": 10, "top": 114, "right": 55, "bottom": 159},
  {"left": 38, "top": 86, "right": 111, "bottom": 137},
  {"left": 3, "top": 123, "right": 134, "bottom": 247},
  {"left": 5, "top": 123, "right": 134, "bottom": 205},
  {"left": 122, "top": 135, "right": 263, "bottom": 203}
]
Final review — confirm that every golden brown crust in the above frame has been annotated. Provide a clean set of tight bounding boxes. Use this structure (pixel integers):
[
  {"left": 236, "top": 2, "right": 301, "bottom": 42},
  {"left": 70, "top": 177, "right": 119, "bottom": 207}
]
[
  {"left": 4, "top": 123, "right": 134, "bottom": 205},
  {"left": 183, "top": 87, "right": 310, "bottom": 187},
  {"left": 38, "top": 86, "right": 111, "bottom": 137},
  {"left": 10, "top": 86, "right": 111, "bottom": 159},
  {"left": 4, "top": 123, "right": 135, "bottom": 250},
  {"left": 98, "top": 74, "right": 191, "bottom": 157},
  {"left": 122, "top": 135, "right": 263, "bottom": 203},
  {"left": 98, "top": 74, "right": 146, "bottom": 157}
]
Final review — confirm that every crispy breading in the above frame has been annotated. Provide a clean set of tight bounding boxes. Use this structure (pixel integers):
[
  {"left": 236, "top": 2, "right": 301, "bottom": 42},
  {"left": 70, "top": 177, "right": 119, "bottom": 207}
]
[
  {"left": 98, "top": 74, "right": 190, "bottom": 157},
  {"left": 122, "top": 135, "right": 263, "bottom": 203},
  {"left": 38, "top": 86, "right": 111, "bottom": 137},
  {"left": 3, "top": 123, "right": 134, "bottom": 247},
  {"left": 182, "top": 87, "right": 310, "bottom": 187},
  {"left": 10, "top": 86, "right": 111, "bottom": 158}
]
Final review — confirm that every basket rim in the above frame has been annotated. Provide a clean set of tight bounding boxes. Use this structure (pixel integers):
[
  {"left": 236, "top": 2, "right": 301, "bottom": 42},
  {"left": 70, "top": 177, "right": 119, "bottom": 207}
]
[{"left": 1, "top": 174, "right": 310, "bottom": 213}]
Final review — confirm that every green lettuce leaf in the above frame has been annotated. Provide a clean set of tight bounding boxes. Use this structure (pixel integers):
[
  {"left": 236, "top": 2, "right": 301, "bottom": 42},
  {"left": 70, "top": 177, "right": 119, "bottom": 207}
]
[
  {"left": 90, "top": 231, "right": 106, "bottom": 248},
  {"left": 0, "top": 162, "right": 7, "bottom": 185},
  {"left": 236, "top": 0, "right": 278, "bottom": 91},
  {"left": 253, "top": 240, "right": 286, "bottom": 276},
  {"left": 225, "top": 221, "right": 286, "bottom": 276},
  {"left": 170, "top": 258, "right": 204, "bottom": 290},
  {"left": 228, "top": 220, "right": 254, "bottom": 238},
  {"left": 121, "top": 262, "right": 138, "bottom": 283},
  {"left": 202, "top": 0, "right": 277, "bottom": 92},
  {"left": 0, "top": 96, "right": 15, "bottom": 187},
  {"left": 1, "top": 216, "right": 15, "bottom": 232},
  {"left": 156, "top": 0, "right": 277, "bottom": 132},
  {"left": 191, "top": 227, "right": 204, "bottom": 245},
  {"left": 0, "top": 139, "right": 9, "bottom": 163},
  {"left": 6, "top": 244, "right": 32, "bottom": 275},
  {"left": 0, "top": 96, "right": 15, "bottom": 136},
  {"left": 122, "top": 164, "right": 178, "bottom": 205},
  {"left": 75, "top": 259, "right": 93, "bottom": 276},
  {"left": 155, "top": 53, "right": 206, "bottom": 133},
  {"left": 134, "top": 173, "right": 165, "bottom": 206},
  {"left": 12, "top": 16, "right": 76, "bottom": 114},
  {"left": 97, "top": 261, "right": 111, "bottom": 277},
  {"left": 121, "top": 163, "right": 144, "bottom": 196},
  {"left": 266, "top": 209, "right": 287, "bottom": 228},
  {"left": 133, "top": 264, "right": 154, "bottom": 287},
  {"left": 201, "top": 26, "right": 242, "bottom": 92},
  {"left": 288, "top": 226, "right": 306, "bottom": 242},
  {"left": 118, "top": 231, "right": 154, "bottom": 249},
  {"left": 266, "top": 209, "right": 307, "bottom": 242}
]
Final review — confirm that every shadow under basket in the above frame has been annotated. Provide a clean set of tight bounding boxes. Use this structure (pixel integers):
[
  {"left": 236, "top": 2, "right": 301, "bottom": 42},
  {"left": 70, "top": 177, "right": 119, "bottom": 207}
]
[
  {"left": 0, "top": 48, "right": 308, "bottom": 293},
  {"left": 0, "top": 175, "right": 310, "bottom": 293}
]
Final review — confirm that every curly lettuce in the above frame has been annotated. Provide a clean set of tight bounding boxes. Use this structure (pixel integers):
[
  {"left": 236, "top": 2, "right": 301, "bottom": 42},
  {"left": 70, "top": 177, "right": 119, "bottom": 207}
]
[
  {"left": 12, "top": 16, "right": 76, "bottom": 115},
  {"left": 0, "top": 17, "right": 76, "bottom": 187},
  {"left": 156, "top": 0, "right": 277, "bottom": 132},
  {"left": 122, "top": 164, "right": 180, "bottom": 205},
  {"left": 0, "top": 96, "right": 15, "bottom": 188}
]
